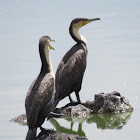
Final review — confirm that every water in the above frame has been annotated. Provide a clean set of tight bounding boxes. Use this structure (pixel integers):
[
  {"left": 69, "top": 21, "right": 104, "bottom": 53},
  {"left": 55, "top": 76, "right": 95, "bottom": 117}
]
[{"left": 0, "top": 0, "right": 140, "bottom": 139}]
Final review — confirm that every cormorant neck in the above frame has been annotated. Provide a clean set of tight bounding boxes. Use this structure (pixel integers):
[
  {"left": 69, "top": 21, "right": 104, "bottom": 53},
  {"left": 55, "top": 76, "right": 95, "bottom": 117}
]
[
  {"left": 69, "top": 25, "right": 87, "bottom": 46},
  {"left": 39, "top": 44, "right": 53, "bottom": 74}
]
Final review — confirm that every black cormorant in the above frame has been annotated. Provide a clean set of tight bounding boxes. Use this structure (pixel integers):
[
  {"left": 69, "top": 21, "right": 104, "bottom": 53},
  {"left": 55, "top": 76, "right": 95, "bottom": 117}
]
[
  {"left": 25, "top": 36, "right": 55, "bottom": 140},
  {"left": 55, "top": 18, "right": 100, "bottom": 104}
]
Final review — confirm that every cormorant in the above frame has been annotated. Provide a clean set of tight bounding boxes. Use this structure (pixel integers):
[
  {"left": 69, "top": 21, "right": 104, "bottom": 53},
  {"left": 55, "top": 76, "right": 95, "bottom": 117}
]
[
  {"left": 55, "top": 18, "right": 100, "bottom": 104},
  {"left": 25, "top": 36, "right": 55, "bottom": 140}
]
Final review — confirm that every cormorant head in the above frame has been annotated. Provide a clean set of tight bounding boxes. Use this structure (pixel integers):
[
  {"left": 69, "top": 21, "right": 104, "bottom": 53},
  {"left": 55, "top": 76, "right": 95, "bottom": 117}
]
[
  {"left": 70, "top": 18, "right": 100, "bottom": 30},
  {"left": 39, "top": 36, "right": 55, "bottom": 73},
  {"left": 69, "top": 18, "right": 100, "bottom": 43},
  {"left": 39, "top": 36, "right": 55, "bottom": 51}
]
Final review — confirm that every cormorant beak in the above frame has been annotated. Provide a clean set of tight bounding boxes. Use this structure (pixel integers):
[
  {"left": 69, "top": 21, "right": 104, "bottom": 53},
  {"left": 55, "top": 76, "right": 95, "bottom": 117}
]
[
  {"left": 51, "top": 40, "right": 55, "bottom": 43},
  {"left": 82, "top": 18, "right": 100, "bottom": 26},
  {"left": 49, "top": 39, "right": 55, "bottom": 50},
  {"left": 49, "top": 44, "right": 55, "bottom": 50}
]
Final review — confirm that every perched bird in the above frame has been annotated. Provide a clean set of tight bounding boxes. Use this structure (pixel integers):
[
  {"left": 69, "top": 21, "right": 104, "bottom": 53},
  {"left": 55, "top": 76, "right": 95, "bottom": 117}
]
[
  {"left": 25, "top": 36, "right": 55, "bottom": 140},
  {"left": 55, "top": 18, "right": 100, "bottom": 104}
]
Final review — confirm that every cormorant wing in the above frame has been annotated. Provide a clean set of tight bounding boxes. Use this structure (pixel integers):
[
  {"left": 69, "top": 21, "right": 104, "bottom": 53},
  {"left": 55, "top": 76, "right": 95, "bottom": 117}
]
[
  {"left": 25, "top": 73, "right": 54, "bottom": 127},
  {"left": 55, "top": 44, "right": 87, "bottom": 99}
]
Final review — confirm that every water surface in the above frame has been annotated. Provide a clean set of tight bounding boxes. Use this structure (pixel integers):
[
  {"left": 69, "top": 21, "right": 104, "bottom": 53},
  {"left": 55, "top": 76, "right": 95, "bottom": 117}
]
[{"left": 0, "top": 0, "right": 140, "bottom": 140}]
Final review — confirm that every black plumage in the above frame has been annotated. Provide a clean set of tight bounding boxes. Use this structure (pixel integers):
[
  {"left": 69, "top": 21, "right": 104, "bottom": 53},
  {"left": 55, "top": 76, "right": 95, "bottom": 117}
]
[
  {"left": 25, "top": 36, "right": 55, "bottom": 140},
  {"left": 55, "top": 18, "right": 100, "bottom": 104}
]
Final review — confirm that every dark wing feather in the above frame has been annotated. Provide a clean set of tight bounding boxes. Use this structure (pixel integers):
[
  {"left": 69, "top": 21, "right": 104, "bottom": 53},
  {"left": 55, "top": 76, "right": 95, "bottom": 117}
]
[
  {"left": 25, "top": 73, "right": 54, "bottom": 127},
  {"left": 55, "top": 43, "right": 87, "bottom": 100}
]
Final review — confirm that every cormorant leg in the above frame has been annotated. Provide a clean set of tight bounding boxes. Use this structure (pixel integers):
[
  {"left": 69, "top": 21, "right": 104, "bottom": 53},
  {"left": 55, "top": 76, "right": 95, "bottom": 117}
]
[
  {"left": 75, "top": 92, "right": 81, "bottom": 103},
  {"left": 69, "top": 95, "right": 75, "bottom": 103}
]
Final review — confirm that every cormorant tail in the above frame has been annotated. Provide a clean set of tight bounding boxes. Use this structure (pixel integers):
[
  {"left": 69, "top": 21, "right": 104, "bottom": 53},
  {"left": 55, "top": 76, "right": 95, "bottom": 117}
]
[
  {"left": 25, "top": 128, "right": 37, "bottom": 140},
  {"left": 47, "top": 97, "right": 60, "bottom": 119}
]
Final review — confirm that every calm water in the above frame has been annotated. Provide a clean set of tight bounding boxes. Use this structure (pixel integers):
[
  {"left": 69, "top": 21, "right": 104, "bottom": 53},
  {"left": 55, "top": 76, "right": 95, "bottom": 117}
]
[{"left": 0, "top": 0, "right": 140, "bottom": 140}]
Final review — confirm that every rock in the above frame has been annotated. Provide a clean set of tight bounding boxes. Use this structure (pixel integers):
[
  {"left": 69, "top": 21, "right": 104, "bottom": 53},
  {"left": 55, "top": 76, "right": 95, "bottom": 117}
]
[
  {"left": 55, "top": 103, "right": 92, "bottom": 117},
  {"left": 83, "top": 101, "right": 94, "bottom": 111},
  {"left": 83, "top": 91, "right": 133, "bottom": 113},
  {"left": 54, "top": 91, "right": 133, "bottom": 115},
  {"left": 11, "top": 114, "right": 27, "bottom": 125},
  {"left": 11, "top": 91, "right": 133, "bottom": 126},
  {"left": 54, "top": 103, "right": 92, "bottom": 123},
  {"left": 37, "top": 129, "right": 88, "bottom": 140}
]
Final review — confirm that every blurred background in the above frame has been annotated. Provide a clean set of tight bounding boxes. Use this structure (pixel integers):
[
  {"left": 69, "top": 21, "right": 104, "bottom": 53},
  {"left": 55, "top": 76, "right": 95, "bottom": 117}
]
[{"left": 0, "top": 0, "right": 140, "bottom": 140}]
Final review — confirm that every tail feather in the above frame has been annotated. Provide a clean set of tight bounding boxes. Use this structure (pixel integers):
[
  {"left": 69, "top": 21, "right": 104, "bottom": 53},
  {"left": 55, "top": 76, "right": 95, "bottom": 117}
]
[
  {"left": 50, "top": 98, "right": 59, "bottom": 113},
  {"left": 26, "top": 128, "right": 37, "bottom": 140},
  {"left": 47, "top": 98, "right": 60, "bottom": 120},
  {"left": 43, "top": 93, "right": 60, "bottom": 118}
]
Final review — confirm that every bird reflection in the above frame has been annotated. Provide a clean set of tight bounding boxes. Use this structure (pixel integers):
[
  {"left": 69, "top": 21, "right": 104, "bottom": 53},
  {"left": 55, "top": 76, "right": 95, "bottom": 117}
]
[
  {"left": 49, "top": 111, "right": 133, "bottom": 136},
  {"left": 49, "top": 118, "right": 86, "bottom": 137},
  {"left": 11, "top": 111, "right": 133, "bottom": 139}
]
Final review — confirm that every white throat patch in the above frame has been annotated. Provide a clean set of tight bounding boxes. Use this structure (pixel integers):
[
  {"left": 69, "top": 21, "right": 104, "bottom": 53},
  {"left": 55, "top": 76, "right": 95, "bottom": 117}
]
[
  {"left": 72, "top": 25, "right": 87, "bottom": 44},
  {"left": 45, "top": 44, "right": 53, "bottom": 73}
]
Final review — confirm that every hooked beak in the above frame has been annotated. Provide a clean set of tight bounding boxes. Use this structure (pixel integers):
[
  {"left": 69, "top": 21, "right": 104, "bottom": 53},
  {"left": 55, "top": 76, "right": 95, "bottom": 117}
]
[
  {"left": 51, "top": 39, "right": 55, "bottom": 43},
  {"left": 49, "top": 44, "right": 55, "bottom": 50},
  {"left": 49, "top": 39, "right": 55, "bottom": 50},
  {"left": 82, "top": 18, "right": 100, "bottom": 26},
  {"left": 88, "top": 18, "right": 100, "bottom": 22}
]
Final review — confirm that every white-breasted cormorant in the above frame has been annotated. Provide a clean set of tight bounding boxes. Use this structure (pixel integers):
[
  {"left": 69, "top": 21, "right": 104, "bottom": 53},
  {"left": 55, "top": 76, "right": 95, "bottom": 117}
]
[
  {"left": 25, "top": 36, "right": 55, "bottom": 140},
  {"left": 55, "top": 18, "right": 100, "bottom": 104}
]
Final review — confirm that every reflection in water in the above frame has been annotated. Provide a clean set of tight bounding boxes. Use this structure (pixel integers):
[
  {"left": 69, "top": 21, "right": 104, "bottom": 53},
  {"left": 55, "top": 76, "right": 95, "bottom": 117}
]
[
  {"left": 50, "top": 111, "right": 133, "bottom": 137},
  {"left": 11, "top": 111, "right": 133, "bottom": 138},
  {"left": 49, "top": 118, "right": 86, "bottom": 137},
  {"left": 87, "top": 111, "right": 133, "bottom": 129}
]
